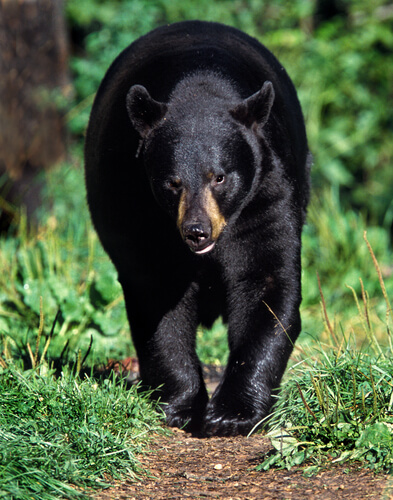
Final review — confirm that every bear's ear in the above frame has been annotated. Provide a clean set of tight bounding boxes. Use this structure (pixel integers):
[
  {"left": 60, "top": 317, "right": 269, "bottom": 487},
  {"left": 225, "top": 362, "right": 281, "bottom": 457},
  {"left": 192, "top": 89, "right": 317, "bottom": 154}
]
[
  {"left": 126, "top": 85, "right": 167, "bottom": 138},
  {"left": 230, "top": 81, "right": 275, "bottom": 131}
]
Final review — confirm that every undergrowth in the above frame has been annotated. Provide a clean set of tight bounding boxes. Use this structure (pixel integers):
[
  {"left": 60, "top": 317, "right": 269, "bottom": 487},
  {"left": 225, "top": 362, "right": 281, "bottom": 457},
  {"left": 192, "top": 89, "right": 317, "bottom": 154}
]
[
  {"left": 0, "top": 269, "right": 165, "bottom": 500},
  {"left": 259, "top": 233, "right": 393, "bottom": 475},
  {"left": 0, "top": 360, "right": 165, "bottom": 500},
  {"left": 0, "top": 162, "right": 132, "bottom": 365}
]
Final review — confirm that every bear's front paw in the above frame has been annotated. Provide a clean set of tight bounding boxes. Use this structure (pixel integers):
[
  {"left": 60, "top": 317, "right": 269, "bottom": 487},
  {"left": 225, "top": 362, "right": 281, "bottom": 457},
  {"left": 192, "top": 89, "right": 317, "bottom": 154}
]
[
  {"left": 164, "top": 407, "right": 199, "bottom": 432},
  {"left": 202, "top": 405, "right": 266, "bottom": 437},
  {"left": 163, "top": 396, "right": 207, "bottom": 434}
]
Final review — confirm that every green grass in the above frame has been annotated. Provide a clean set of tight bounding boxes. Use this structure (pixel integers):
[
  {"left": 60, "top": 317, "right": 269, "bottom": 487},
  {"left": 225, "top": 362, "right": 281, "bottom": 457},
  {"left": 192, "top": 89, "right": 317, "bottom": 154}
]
[
  {"left": 0, "top": 161, "right": 132, "bottom": 365},
  {"left": 300, "top": 199, "right": 392, "bottom": 356},
  {"left": 0, "top": 363, "right": 165, "bottom": 499},
  {"left": 258, "top": 238, "right": 393, "bottom": 474},
  {"left": 259, "top": 350, "right": 393, "bottom": 475}
]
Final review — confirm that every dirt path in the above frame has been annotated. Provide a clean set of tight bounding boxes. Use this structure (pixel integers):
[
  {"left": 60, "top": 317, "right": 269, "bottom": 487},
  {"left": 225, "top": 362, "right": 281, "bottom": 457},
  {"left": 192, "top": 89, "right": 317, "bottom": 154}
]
[
  {"left": 95, "top": 429, "right": 393, "bottom": 500},
  {"left": 93, "top": 361, "right": 393, "bottom": 499}
]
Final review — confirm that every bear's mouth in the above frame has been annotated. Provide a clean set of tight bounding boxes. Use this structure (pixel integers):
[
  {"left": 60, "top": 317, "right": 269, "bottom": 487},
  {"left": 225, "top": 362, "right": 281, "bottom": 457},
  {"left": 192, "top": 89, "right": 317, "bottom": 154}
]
[
  {"left": 193, "top": 241, "right": 216, "bottom": 255},
  {"left": 182, "top": 223, "right": 216, "bottom": 255}
]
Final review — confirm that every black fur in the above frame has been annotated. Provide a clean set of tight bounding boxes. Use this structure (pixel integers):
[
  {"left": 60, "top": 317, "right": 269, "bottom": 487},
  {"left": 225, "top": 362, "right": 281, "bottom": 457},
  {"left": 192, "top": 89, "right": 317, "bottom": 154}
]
[{"left": 85, "top": 21, "right": 311, "bottom": 436}]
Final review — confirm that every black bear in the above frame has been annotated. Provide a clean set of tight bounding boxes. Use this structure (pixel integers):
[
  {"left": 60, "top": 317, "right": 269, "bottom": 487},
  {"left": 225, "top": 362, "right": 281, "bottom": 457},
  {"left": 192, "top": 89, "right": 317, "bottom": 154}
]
[{"left": 85, "top": 20, "right": 311, "bottom": 436}]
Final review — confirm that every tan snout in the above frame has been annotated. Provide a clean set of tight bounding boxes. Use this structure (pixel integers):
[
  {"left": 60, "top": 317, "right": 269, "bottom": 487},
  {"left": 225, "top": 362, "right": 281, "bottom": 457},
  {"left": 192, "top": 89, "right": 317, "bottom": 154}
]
[{"left": 177, "top": 187, "right": 226, "bottom": 253}]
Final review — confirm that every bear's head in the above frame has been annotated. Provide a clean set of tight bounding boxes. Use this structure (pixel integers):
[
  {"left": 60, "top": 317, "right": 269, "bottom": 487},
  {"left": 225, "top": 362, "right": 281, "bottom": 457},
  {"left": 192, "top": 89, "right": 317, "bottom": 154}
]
[{"left": 126, "top": 74, "right": 274, "bottom": 255}]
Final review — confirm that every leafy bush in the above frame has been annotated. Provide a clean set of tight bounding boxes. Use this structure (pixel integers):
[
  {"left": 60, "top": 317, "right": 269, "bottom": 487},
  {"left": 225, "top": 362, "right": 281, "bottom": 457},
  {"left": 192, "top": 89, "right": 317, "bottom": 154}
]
[{"left": 282, "top": 8, "right": 393, "bottom": 230}]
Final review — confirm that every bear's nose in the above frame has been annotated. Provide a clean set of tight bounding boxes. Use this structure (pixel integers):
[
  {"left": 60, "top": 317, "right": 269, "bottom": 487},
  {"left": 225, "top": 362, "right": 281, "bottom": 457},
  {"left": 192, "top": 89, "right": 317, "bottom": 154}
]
[
  {"left": 183, "top": 223, "right": 208, "bottom": 245},
  {"left": 182, "top": 221, "right": 215, "bottom": 254}
]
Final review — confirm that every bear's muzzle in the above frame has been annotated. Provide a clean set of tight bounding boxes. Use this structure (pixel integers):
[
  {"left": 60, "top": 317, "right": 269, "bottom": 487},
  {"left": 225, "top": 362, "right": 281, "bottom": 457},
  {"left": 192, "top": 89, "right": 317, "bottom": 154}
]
[
  {"left": 177, "top": 187, "right": 225, "bottom": 255},
  {"left": 182, "top": 221, "right": 216, "bottom": 254}
]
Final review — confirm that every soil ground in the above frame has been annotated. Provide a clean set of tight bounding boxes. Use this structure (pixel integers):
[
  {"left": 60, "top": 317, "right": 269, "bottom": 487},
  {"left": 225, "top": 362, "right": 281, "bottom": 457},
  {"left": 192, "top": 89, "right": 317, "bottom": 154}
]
[
  {"left": 95, "top": 430, "right": 393, "bottom": 500},
  {"left": 94, "top": 361, "right": 393, "bottom": 500}
]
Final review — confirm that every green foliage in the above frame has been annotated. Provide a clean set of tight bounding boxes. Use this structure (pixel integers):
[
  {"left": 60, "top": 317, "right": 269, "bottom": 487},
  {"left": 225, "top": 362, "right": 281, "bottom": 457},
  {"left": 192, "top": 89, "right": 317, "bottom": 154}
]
[
  {"left": 0, "top": 162, "right": 131, "bottom": 364},
  {"left": 302, "top": 189, "right": 392, "bottom": 306},
  {"left": 258, "top": 248, "right": 393, "bottom": 473},
  {"left": 197, "top": 318, "right": 228, "bottom": 366},
  {"left": 278, "top": 8, "right": 393, "bottom": 230},
  {"left": 260, "top": 354, "right": 393, "bottom": 474},
  {"left": 65, "top": 0, "right": 393, "bottom": 230},
  {"left": 0, "top": 365, "right": 164, "bottom": 499},
  {"left": 66, "top": 0, "right": 161, "bottom": 134}
]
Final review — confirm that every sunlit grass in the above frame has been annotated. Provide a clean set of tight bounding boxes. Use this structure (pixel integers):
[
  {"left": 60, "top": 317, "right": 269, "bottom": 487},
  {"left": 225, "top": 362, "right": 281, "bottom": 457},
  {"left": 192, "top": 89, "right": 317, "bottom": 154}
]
[
  {"left": 259, "top": 235, "right": 393, "bottom": 474},
  {"left": 0, "top": 361, "right": 165, "bottom": 500}
]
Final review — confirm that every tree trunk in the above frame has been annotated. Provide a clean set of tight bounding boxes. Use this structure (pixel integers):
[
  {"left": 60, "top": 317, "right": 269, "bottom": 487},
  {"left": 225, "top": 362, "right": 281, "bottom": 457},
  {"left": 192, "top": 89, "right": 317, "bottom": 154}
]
[{"left": 0, "top": 0, "right": 70, "bottom": 231}]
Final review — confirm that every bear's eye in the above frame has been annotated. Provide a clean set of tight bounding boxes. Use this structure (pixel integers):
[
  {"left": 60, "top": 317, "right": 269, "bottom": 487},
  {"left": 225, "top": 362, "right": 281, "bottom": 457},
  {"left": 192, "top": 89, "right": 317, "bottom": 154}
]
[
  {"left": 212, "top": 175, "right": 225, "bottom": 186},
  {"left": 167, "top": 178, "right": 182, "bottom": 192}
]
